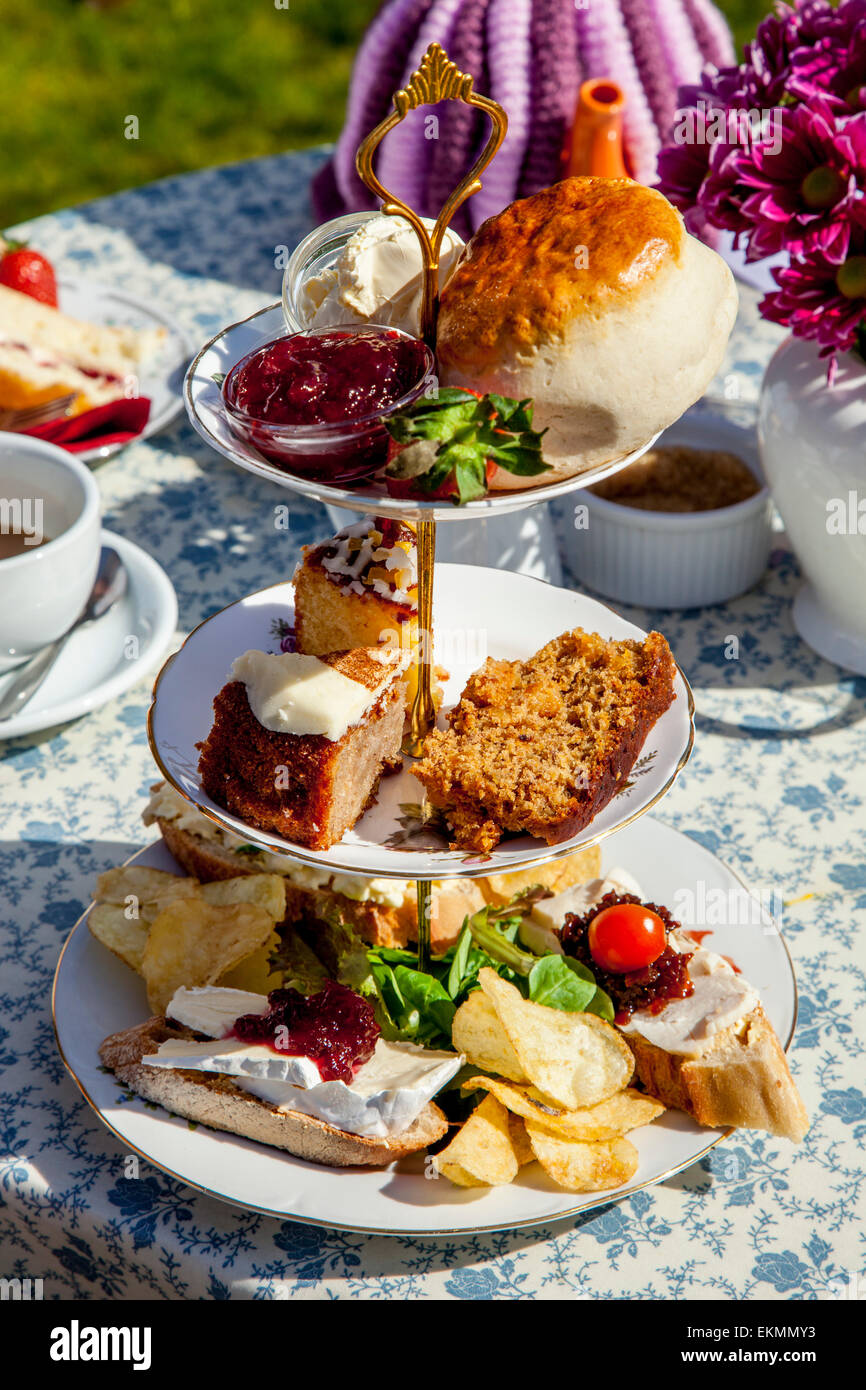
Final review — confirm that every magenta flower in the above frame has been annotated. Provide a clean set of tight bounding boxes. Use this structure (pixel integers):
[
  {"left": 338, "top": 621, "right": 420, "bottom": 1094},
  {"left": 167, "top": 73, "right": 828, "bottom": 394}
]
[
  {"left": 761, "top": 201, "right": 866, "bottom": 357},
  {"left": 789, "top": 31, "right": 866, "bottom": 112},
  {"left": 735, "top": 99, "right": 866, "bottom": 260},
  {"left": 655, "top": 0, "right": 866, "bottom": 362}
]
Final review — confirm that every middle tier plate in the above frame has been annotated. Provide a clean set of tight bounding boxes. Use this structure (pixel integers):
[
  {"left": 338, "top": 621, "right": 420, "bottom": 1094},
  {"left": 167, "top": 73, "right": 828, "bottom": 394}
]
[{"left": 148, "top": 564, "right": 694, "bottom": 880}]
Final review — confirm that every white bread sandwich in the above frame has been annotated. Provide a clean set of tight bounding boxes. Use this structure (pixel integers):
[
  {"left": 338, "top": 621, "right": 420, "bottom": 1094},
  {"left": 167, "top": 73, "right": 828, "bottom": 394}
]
[
  {"left": 524, "top": 879, "right": 808, "bottom": 1141},
  {"left": 436, "top": 176, "right": 737, "bottom": 487},
  {"left": 0, "top": 282, "right": 165, "bottom": 414},
  {"left": 143, "top": 780, "right": 603, "bottom": 952},
  {"left": 100, "top": 984, "right": 459, "bottom": 1167}
]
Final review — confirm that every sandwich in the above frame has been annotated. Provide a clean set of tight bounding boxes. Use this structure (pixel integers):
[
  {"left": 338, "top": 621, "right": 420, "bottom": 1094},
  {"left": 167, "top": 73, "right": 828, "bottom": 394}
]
[
  {"left": 529, "top": 880, "right": 809, "bottom": 1141},
  {"left": 143, "top": 780, "right": 604, "bottom": 952},
  {"left": 100, "top": 983, "right": 458, "bottom": 1167}
]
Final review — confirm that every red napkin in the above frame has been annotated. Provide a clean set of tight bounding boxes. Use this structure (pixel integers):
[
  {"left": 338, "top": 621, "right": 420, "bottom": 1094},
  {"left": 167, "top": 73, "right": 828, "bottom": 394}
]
[{"left": 25, "top": 396, "right": 151, "bottom": 453}]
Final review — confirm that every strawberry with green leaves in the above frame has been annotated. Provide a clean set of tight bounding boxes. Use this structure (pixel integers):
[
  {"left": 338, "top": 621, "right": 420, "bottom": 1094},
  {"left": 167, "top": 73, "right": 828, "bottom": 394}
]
[
  {"left": 0, "top": 239, "right": 58, "bottom": 307},
  {"left": 383, "top": 387, "right": 550, "bottom": 504}
]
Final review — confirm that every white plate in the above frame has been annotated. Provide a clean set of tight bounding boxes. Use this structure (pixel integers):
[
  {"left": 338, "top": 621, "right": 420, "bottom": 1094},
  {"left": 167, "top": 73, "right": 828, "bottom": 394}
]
[
  {"left": 59, "top": 276, "right": 191, "bottom": 463},
  {"left": 52, "top": 817, "right": 799, "bottom": 1235},
  {"left": 147, "top": 565, "right": 694, "bottom": 880},
  {"left": 0, "top": 528, "right": 177, "bottom": 740},
  {"left": 184, "top": 303, "right": 659, "bottom": 521}
]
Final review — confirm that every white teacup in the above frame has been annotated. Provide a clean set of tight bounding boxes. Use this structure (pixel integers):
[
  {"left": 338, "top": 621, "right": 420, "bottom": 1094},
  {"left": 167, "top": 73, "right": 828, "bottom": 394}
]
[{"left": 0, "top": 433, "right": 101, "bottom": 674}]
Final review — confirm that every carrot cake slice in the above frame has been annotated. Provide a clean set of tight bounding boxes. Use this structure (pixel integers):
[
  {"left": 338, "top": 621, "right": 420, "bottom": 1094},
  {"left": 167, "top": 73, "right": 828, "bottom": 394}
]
[
  {"left": 412, "top": 628, "right": 676, "bottom": 853},
  {"left": 198, "top": 646, "right": 410, "bottom": 851}
]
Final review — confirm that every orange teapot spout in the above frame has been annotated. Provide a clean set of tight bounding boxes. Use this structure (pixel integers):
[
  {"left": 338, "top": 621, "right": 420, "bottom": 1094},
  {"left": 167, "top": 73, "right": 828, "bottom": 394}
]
[{"left": 565, "top": 78, "right": 630, "bottom": 179}]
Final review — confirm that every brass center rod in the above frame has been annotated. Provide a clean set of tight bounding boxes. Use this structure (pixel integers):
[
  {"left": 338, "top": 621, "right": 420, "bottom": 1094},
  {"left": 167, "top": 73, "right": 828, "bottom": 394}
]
[
  {"left": 416, "top": 878, "right": 433, "bottom": 974},
  {"left": 404, "top": 516, "right": 436, "bottom": 758}
]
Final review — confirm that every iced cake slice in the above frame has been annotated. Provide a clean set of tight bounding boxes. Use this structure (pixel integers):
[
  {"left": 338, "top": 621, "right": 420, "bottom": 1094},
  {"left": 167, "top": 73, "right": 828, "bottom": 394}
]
[
  {"left": 198, "top": 646, "right": 410, "bottom": 851},
  {"left": 412, "top": 628, "right": 676, "bottom": 853},
  {"left": 293, "top": 515, "right": 444, "bottom": 715},
  {"left": 0, "top": 283, "right": 165, "bottom": 414}
]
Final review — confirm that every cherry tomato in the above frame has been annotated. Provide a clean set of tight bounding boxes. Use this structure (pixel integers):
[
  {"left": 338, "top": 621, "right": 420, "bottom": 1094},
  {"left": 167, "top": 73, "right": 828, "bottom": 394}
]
[{"left": 587, "top": 903, "right": 667, "bottom": 973}]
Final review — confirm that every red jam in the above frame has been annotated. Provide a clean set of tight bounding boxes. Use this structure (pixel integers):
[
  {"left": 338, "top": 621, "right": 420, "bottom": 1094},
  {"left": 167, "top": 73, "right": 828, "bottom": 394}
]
[
  {"left": 223, "top": 329, "right": 431, "bottom": 485},
  {"left": 560, "top": 892, "right": 694, "bottom": 1024},
  {"left": 230, "top": 980, "right": 380, "bottom": 1083}
]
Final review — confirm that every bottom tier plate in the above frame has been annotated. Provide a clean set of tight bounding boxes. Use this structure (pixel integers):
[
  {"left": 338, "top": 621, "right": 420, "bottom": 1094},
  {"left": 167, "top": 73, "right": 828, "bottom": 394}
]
[{"left": 52, "top": 815, "right": 799, "bottom": 1236}]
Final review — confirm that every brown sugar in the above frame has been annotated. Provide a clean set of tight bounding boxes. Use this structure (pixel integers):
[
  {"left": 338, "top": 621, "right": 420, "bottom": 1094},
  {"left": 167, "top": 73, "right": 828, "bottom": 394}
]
[
  {"left": 412, "top": 628, "right": 676, "bottom": 853},
  {"left": 590, "top": 445, "right": 760, "bottom": 512},
  {"left": 198, "top": 648, "right": 408, "bottom": 851}
]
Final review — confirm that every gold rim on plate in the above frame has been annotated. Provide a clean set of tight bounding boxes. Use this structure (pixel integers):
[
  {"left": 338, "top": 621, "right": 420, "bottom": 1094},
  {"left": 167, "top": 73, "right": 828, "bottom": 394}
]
[{"left": 144, "top": 571, "right": 697, "bottom": 881}]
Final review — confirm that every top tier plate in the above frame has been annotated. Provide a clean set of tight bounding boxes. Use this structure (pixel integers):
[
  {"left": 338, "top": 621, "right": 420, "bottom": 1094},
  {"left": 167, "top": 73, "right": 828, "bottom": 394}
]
[
  {"left": 184, "top": 304, "right": 659, "bottom": 522},
  {"left": 147, "top": 564, "right": 694, "bottom": 880}
]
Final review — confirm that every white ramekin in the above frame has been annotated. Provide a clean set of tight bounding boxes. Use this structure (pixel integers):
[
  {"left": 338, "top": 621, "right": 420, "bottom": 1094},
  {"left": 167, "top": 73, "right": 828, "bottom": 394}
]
[
  {"left": 0, "top": 433, "right": 101, "bottom": 671},
  {"left": 566, "top": 413, "right": 772, "bottom": 610}
]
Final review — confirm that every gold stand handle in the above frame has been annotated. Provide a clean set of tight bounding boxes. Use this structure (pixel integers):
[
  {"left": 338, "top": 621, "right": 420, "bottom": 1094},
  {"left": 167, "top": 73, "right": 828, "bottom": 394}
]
[
  {"left": 355, "top": 42, "right": 507, "bottom": 761},
  {"left": 355, "top": 41, "right": 507, "bottom": 349}
]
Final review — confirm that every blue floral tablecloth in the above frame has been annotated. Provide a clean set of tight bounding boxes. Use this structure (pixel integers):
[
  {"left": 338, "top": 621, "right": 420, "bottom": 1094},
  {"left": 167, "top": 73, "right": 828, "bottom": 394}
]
[{"left": 1, "top": 149, "right": 864, "bottom": 1302}]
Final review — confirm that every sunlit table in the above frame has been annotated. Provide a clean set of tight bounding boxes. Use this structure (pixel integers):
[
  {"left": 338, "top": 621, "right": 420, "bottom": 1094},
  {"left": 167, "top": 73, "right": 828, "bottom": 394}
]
[{"left": 1, "top": 149, "right": 863, "bottom": 1301}]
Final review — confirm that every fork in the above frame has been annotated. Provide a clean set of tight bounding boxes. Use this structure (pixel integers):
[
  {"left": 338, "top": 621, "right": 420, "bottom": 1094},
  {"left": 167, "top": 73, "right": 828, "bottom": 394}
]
[{"left": 0, "top": 393, "right": 77, "bottom": 432}]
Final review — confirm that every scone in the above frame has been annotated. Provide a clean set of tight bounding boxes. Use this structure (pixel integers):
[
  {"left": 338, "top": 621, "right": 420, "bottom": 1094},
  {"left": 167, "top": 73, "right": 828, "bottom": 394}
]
[{"left": 436, "top": 176, "right": 738, "bottom": 485}]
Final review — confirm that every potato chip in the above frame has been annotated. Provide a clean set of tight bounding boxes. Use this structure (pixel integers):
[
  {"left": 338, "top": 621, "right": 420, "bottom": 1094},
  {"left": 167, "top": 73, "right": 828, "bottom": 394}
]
[
  {"left": 141, "top": 900, "right": 275, "bottom": 1013},
  {"left": 218, "top": 931, "right": 282, "bottom": 993},
  {"left": 200, "top": 874, "right": 286, "bottom": 922},
  {"left": 433, "top": 1095, "right": 519, "bottom": 1188},
  {"left": 525, "top": 1122, "right": 639, "bottom": 1192},
  {"left": 451, "top": 990, "right": 527, "bottom": 1082},
  {"left": 477, "top": 845, "right": 602, "bottom": 906},
  {"left": 507, "top": 1112, "right": 536, "bottom": 1168},
  {"left": 477, "top": 968, "right": 633, "bottom": 1109},
  {"left": 87, "top": 903, "right": 150, "bottom": 973},
  {"left": 94, "top": 866, "right": 199, "bottom": 910},
  {"left": 465, "top": 1076, "right": 664, "bottom": 1141}
]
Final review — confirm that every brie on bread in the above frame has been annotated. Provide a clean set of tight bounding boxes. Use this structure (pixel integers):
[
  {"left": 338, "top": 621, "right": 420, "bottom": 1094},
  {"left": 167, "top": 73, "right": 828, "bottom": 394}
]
[{"left": 142, "top": 986, "right": 463, "bottom": 1139}]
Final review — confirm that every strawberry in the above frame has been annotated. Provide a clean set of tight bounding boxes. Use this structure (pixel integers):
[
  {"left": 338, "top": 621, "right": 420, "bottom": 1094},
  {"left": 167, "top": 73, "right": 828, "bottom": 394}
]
[
  {"left": 383, "top": 388, "right": 550, "bottom": 504},
  {"left": 0, "top": 240, "right": 58, "bottom": 307}
]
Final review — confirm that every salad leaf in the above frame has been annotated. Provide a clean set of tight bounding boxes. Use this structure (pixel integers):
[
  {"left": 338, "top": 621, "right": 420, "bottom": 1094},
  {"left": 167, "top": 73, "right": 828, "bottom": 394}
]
[
  {"left": 583, "top": 985, "right": 615, "bottom": 1022},
  {"left": 267, "top": 926, "right": 329, "bottom": 996},
  {"left": 527, "top": 955, "right": 597, "bottom": 1012}
]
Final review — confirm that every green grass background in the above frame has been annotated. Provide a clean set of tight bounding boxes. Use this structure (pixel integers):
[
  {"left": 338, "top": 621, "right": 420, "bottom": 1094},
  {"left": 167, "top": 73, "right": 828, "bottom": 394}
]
[{"left": 2, "top": 0, "right": 774, "bottom": 227}]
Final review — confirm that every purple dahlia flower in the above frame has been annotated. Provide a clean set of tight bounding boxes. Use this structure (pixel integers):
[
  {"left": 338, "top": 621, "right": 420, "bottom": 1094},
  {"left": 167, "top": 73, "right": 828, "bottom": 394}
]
[
  {"left": 761, "top": 201, "right": 866, "bottom": 358},
  {"left": 735, "top": 98, "right": 866, "bottom": 260},
  {"left": 787, "top": 0, "right": 866, "bottom": 109}
]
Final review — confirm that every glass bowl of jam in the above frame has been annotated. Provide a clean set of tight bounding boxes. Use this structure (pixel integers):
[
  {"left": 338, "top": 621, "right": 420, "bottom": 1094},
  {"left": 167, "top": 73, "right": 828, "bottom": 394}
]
[{"left": 221, "top": 324, "right": 435, "bottom": 486}]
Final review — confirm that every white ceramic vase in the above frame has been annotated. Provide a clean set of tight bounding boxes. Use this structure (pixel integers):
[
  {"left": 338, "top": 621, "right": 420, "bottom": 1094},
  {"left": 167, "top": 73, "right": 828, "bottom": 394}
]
[{"left": 758, "top": 334, "right": 866, "bottom": 674}]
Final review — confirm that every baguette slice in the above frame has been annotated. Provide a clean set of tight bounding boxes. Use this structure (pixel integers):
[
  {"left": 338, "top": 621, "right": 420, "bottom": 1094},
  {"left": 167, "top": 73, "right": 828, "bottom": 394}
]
[
  {"left": 100, "top": 1016, "right": 448, "bottom": 1167},
  {"left": 625, "top": 1002, "right": 808, "bottom": 1141}
]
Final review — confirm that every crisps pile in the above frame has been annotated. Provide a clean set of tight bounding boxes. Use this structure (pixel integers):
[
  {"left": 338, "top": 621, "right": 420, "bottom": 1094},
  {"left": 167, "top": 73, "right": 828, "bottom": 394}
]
[
  {"left": 433, "top": 969, "right": 665, "bottom": 1194},
  {"left": 89, "top": 865, "right": 287, "bottom": 1012}
]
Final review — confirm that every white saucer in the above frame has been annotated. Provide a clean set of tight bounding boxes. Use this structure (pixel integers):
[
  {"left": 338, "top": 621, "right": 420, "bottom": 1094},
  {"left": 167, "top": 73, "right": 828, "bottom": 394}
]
[
  {"left": 52, "top": 817, "right": 799, "bottom": 1236},
  {"left": 184, "top": 303, "right": 659, "bottom": 521},
  {"left": 0, "top": 528, "right": 177, "bottom": 739},
  {"left": 59, "top": 276, "right": 191, "bottom": 463},
  {"left": 147, "top": 565, "right": 694, "bottom": 880}
]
